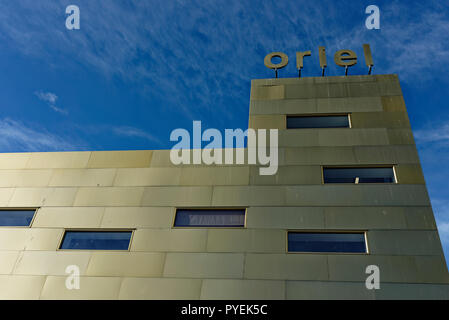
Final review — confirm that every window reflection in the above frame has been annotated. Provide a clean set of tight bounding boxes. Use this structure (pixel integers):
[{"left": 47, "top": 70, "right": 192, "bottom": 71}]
[
  {"left": 288, "top": 232, "right": 366, "bottom": 253},
  {"left": 60, "top": 231, "right": 132, "bottom": 250},
  {"left": 323, "top": 167, "right": 395, "bottom": 183},
  {"left": 174, "top": 209, "right": 245, "bottom": 227},
  {"left": 287, "top": 115, "right": 350, "bottom": 129},
  {"left": 0, "top": 210, "right": 35, "bottom": 227}
]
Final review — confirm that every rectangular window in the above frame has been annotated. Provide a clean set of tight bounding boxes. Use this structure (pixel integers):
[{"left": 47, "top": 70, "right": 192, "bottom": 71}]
[
  {"left": 60, "top": 231, "right": 132, "bottom": 250},
  {"left": 287, "top": 115, "right": 350, "bottom": 129},
  {"left": 174, "top": 209, "right": 245, "bottom": 227},
  {"left": 323, "top": 167, "right": 396, "bottom": 183},
  {"left": 0, "top": 209, "right": 36, "bottom": 227},
  {"left": 288, "top": 232, "right": 367, "bottom": 253}
]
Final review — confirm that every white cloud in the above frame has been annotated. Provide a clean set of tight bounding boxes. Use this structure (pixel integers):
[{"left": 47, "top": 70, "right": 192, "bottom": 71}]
[
  {"left": 35, "top": 91, "right": 57, "bottom": 104},
  {"left": 439, "top": 222, "right": 449, "bottom": 241},
  {"left": 34, "top": 90, "right": 68, "bottom": 115},
  {"left": 324, "top": 3, "right": 449, "bottom": 83},
  {"left": 112, "top": 126, "right": 162, "bottom": 144},
  {"left": 48, "top": 104, "right": 68, "bottom": 114},
  {"left": 413, "top": 122, "right": 449, "bottom": 152},
  {"left": 1, "top": 1, "right": 449, "bottom": 122},
  {"left": 414, "top": 122, "right": 449, "bottom": 144},
  {"left": 430, "top": 199, "right": 449, "bottom": 247},
  {"left": 0, "top": 119, "right": 159, "bottom": 152},
  {"left": 71, "top": 123, "right": 163, "bottom": 146},
  {"left": 0, "top": 118, "right": 79, "bottom": 151}
]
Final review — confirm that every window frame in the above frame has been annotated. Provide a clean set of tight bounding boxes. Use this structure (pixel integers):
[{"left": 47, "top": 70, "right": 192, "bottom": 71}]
[
  {"left": 172, "top": 207, "right": 248, "bottom": 229},
  {"left": 321, "top": 165, "right": 398, "bottom": 184},
  {"left": 286, "top": 230, "right": 369, "bottom": 255},
  {"left": 285, "top": 113, "right": 352, "bottom": 129},
  {"left": 0, "top": 208, "right": 38, "bottom": 228},
  {"left": 57, "top": 228, "right": 135, "bottom": 252}
]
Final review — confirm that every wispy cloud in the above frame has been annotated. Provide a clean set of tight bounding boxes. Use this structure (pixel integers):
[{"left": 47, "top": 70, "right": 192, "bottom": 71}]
[
  {"left": 306, "top": 2, "right": 449, "bottom": 85},
  {"left": 70, "top": 122, "right": 163, "bottom": 147},
  {"left": 34, "top": 90, "right": 68, "bottom": 115},
  {"left": 1, "top": 1, "right": 448, "bottom": 124},
  {"left": 439, "top": 222, "right": 449, "bottom": 242},
  {"left": 112, "top": 126, "right": 162, "bottom": 145},
  {"left": 0, "top": 118, "right": 80, "bottom": 151},
  {"left": 35, "top": 91, "right": 57, "bottom": 104},
  {"left": 431, "top": 199, "right": 449, "bottom": 256},
  {"left": 436, "top": 219, "right": 449, "bottom": 260},
  {"left": 0, "top": 1, "right": 447, "bottom": 140},
  {"left": 0, "top": 118, "right": 161, "bottom": 152},
  {"left": 416, "top": 126, "right": 449, "bottom": 260},
  {"left": 414, "top": 121, "right": 449, "bottom": 144}
]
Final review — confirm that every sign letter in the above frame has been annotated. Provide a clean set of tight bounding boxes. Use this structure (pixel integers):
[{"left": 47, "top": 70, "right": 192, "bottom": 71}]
[
  {"left": 334, "top": 49, "right": 357, "bottom": 67},
  {"left": 264, "top": 52, "right": 288, "bottom": 78},
  {"left": 318, "top": 46, "right": 327, "bottom": 76}
]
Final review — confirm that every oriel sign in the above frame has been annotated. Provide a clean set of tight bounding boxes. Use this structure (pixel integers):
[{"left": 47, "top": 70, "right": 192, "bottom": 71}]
[{"left": 264, "top": 43, "right": 374, "bottom": 77}]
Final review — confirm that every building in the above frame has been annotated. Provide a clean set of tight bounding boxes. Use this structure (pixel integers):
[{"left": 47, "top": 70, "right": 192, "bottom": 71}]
[{"left": 0, "top": 74, "right": 448, "bottom": 299}]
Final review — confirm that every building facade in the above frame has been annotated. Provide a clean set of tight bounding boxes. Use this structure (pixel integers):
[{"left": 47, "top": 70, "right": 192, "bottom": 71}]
[{"left": 0, "top": 74, "right": 448, "bottom": 299}]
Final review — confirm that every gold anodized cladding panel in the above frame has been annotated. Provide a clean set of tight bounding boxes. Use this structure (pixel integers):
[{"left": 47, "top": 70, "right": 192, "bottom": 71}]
[
  {"left": 0, "top": 74, "right": 447, "bottom": 300},
  {"left": 87, "top": 150, "right": 153, "bottom": 168}
]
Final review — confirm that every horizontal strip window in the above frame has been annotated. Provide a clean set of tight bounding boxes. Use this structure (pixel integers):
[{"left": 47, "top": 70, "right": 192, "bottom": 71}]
[
  {"left": 287, "top": 115, "right": 350, "bottom": 129},
  {"left": 0, "top": 209, "right": 36, "bottom": 227},
  {"left": 288, "top": 232, "right": 367, "bottom": 253},
  {"left": 323, "top": 167, "right": 396, "bottom": 183},
  {"left": 174, "top": 209, "right": 245, "bottom": 227},
  {"left": 60, "top": 231, "right": 132, "bottom": 250}
]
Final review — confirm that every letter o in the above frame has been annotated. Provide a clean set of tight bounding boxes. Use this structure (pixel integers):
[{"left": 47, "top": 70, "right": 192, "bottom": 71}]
[{"left": 264, "top": 52, "right": 288, "bottom": 70}]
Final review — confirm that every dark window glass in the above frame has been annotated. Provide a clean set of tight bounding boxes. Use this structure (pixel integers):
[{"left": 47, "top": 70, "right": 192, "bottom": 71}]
[
  {"left": 287, "top": 115, "right": 349, "bottom": 129},
  {"left": 288, "top": 232, "right": 366, "bottom": 253},
  {"left": 323, "top": 167, "right": 395, "bottom": 183},
  {"left": 60, "top": 231, "right": 132, "bottom": 250},
  {"left": 174, "top": 209, "right": 245, "bottom": 227},
  {"left": 0, "top": 210, "right": 35, "bottom": 227}
]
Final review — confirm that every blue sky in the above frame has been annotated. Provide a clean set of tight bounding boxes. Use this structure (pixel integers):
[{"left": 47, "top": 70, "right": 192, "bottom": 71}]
[{"left": 0, "top": 0, "right": 449, "bottom": 261}]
